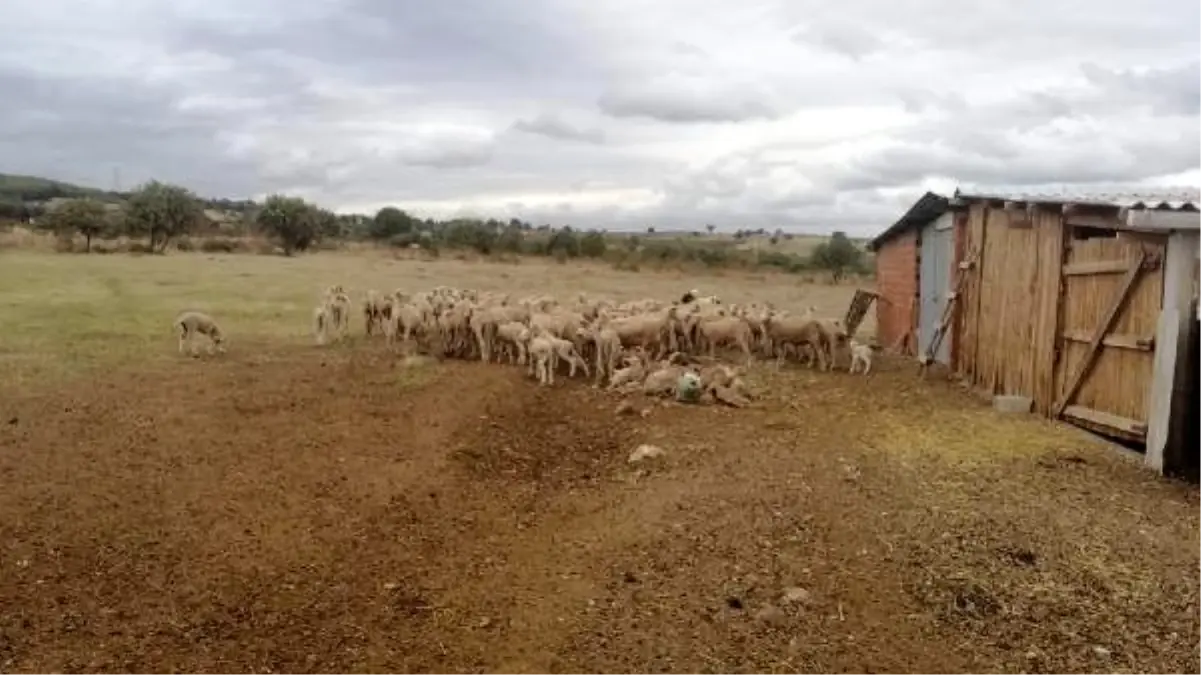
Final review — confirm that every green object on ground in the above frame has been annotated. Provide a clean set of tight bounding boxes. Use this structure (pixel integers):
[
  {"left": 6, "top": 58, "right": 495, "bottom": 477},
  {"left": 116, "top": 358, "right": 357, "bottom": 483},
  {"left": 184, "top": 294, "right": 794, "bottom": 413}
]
[{"left": 676, "top": 372, "right": 702, "bottom": 403}]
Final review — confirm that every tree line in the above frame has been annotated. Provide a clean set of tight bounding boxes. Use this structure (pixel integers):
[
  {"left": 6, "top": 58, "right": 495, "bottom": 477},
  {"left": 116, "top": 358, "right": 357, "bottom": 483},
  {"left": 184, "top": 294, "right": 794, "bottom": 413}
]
[{"left": 26, "top": 180, "right": 871, "bottom": 280}]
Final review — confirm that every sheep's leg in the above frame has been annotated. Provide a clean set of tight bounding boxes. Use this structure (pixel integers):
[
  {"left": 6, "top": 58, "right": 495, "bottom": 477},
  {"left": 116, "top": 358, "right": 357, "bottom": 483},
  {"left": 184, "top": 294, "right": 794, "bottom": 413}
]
[
  {"left": 178, "top": 330, "right": 187, "bottom": 355},
  {"left": 863, "top": 357, "right": 872, "bottom": 375}
]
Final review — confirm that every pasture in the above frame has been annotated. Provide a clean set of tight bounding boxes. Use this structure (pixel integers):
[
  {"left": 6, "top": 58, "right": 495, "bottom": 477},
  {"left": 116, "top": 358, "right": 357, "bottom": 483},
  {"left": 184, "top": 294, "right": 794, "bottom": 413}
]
[{"left": 0, "top": 251, "right": 1197, "bottom": 673}]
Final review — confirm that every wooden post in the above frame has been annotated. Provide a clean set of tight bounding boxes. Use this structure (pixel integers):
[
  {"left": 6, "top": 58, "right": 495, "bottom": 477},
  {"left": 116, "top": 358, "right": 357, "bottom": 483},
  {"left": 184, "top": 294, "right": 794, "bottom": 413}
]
[{"left": 1146, "top": 231, "right": 1200, "bottom": 474}]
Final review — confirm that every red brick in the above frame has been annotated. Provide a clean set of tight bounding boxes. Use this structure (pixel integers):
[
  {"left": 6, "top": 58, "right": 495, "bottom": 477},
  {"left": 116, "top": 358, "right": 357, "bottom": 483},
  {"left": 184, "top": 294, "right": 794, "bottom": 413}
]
[{"left": 873, "top": 231, "right": 917, "bottom": 352}]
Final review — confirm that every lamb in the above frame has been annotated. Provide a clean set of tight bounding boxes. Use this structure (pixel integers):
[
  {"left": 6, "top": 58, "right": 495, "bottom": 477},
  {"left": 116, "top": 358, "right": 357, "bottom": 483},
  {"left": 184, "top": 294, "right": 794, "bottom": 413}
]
[
  {"left": 848, "top": 339, "right": 875, "bottom": 375},
  {"left": 174, "top": 310, "right": 226, "bottom": 356}
]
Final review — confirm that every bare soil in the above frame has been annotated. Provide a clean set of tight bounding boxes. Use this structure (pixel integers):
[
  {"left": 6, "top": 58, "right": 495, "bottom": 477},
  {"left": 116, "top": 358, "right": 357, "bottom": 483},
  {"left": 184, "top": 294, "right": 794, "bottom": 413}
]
[{"left": 0, "top": 346, "right": 1196, "bottom": 673}]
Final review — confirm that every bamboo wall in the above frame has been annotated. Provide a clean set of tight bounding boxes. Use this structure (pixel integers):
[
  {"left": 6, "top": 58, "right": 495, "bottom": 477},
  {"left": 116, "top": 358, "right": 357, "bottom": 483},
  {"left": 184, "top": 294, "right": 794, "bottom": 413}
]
[
  {"left": 1054, "top": 235, "right": 1165, "bottom": 426},
  {"left": 956, "top": 204, "right": 1064, "bottom": 413},
  {"left": 956, "top": 201, "right": 1169, "bottom": 431}
]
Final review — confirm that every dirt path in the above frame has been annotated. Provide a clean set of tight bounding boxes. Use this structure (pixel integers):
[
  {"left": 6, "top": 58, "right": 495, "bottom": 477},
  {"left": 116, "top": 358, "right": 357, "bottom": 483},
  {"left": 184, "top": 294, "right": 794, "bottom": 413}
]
[{"left": 0, "top": 348, "right": 1196, "bottom": 673}]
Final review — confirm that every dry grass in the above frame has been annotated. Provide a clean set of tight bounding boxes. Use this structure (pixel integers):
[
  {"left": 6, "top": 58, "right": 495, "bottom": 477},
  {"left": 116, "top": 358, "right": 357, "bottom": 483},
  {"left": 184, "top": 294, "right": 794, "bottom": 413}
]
[{"left": 0, "top": 250, "right": 868, "bottom": 390}]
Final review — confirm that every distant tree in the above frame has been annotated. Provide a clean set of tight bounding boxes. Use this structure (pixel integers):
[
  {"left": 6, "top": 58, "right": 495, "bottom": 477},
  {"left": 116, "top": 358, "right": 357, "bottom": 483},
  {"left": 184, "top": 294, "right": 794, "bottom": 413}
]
[
  {"left": 46, "top": 198, "right": 107, "bottom": 252},
  {"left": 547, "top": 226, "right": 580, "bottom": 257},
  {"left": 579, "top": 230, "right": 607, "bottom": 258},
  {"left": 370, "top": 206, "right": 414, "bottom": 240},
  {"left": 256, "top": 194, "right": 317, "bottom": 255},
  {"left": 124, "top": 181, "right": 203, "bottom": 252},
  {"left": 808, "top": 230, "right": 864, "bottom": 283},
  {"left": 312, "top": 207, "right": 340, "bottom": 240},
  {"left": 646, "top": 226, "right": 656, "bottom": 234},
  {"left": 706, "top": 224, "right": 716, "bottom": 235}
]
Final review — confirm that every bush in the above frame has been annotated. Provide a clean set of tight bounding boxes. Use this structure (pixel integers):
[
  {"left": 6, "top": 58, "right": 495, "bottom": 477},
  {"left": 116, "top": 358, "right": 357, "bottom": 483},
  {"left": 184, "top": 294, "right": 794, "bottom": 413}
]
[{"left": 199, "top": 237, "right": 243, "bottom": 253}]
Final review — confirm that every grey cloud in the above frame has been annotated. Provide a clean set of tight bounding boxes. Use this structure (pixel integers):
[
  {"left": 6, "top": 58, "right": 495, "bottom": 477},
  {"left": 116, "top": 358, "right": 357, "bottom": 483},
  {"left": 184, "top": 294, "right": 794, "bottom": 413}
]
[
  {"left": 598, "top": 76, "right": 778, "bottom": 123},
  {"left": 1080, "top": 60, "right": 1201, "bottom": 116},
  {"left": 0, "top": 67, "right": 261, "bottom": 197},
  {"left": 511, "top": 113, "right": 606, "bottom": 144},
  {"left": 792, "top": 22, "right": 886, "bottom": 60}
]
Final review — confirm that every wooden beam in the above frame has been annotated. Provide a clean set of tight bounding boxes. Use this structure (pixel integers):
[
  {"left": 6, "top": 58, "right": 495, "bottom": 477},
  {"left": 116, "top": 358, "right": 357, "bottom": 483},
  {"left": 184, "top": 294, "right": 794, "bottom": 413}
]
[
  {"left": 1062, "top": 405, "right": 1147, "bottom": 438},
  {"left": 1061, "top": 331, "right": 1154, "bottom": 351},
  {"left": 1063, "top": 257, "right": 1159, "bottom": 276},
  {"left": 1066, "top": 214, "right": 1119, "bottom": 229},
  {"left": 1052, "top": 249, "right": 1148, "bottom": 417}
]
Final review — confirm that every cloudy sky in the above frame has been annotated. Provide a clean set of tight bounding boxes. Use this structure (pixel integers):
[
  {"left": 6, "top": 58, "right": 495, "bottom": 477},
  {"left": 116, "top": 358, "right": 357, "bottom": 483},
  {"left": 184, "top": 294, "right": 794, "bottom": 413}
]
[{"left": 1, "top": 0, "right": 1197, "bottom": 234}]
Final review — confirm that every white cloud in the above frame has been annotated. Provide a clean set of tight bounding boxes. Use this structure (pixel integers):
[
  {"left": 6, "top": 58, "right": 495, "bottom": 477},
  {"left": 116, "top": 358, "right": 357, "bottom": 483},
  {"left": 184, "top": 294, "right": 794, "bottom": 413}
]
[{"left": 0, "top": 0, "right": 1196, "bottom": 236}]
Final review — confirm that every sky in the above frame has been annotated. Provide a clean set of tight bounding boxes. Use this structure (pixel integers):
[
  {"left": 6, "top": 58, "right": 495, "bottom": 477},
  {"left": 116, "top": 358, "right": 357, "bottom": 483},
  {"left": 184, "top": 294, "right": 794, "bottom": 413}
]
[{"left": 0, "top": 0, "right": 1198, "bottom": 235}]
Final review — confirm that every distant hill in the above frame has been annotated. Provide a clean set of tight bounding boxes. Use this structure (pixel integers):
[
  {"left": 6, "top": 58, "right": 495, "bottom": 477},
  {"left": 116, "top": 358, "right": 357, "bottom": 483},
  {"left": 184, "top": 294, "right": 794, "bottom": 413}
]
[{"left": 0, "top": 172, "right": 255, "bottom": 221}]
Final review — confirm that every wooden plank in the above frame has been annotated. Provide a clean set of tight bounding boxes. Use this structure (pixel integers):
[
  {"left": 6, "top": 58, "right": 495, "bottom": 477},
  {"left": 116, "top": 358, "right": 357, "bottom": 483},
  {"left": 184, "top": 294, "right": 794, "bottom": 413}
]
[
  {"left": 1061, "top": 331, "right": 1154, "bottom": 351},
  {"left": 1052, "top": 249, "right": 1148, "bottom": 417},
  {"left": 1062, "top": 405, "right": 1147, "bottom": 437},
  {"left": 1063, "top": 259, "right": 1134, "bottom": 276}
]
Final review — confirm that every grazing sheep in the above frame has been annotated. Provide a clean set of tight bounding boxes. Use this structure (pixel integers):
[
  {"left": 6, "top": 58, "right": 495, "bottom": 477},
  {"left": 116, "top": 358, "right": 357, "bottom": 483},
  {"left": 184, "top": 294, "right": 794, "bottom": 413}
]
[{"left": 174, "top": 310, "right": 226, "bottom": 356}]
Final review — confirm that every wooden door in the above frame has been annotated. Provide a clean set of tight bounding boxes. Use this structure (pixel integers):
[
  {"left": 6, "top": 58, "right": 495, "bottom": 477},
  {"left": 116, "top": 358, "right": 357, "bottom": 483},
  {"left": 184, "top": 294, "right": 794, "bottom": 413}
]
[{"left": 1052, "top": 234, "right": 1166, "bottom": 441}]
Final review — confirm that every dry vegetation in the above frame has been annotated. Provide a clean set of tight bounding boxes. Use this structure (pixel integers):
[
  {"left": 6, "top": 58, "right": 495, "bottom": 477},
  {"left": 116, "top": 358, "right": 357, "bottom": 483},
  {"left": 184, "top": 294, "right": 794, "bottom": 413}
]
[{"left": 0, "top": 250, "right": 1196, "bottom": 673}]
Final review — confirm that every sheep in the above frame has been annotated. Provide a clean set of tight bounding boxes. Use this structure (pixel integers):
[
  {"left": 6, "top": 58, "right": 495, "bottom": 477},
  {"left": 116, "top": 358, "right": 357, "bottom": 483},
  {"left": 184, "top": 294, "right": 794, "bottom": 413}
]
[
  {"left": 174, "top": 310, "right": 226, "bottom": 356},
  {"left": 495, "top": 321, "right": 531, "bottom": 365},
  {"left": 848, "top": 339, "right": 874, "bottom": 375},
  {"left": 363, "top": 290, "right": 389, "bottom": 337}
]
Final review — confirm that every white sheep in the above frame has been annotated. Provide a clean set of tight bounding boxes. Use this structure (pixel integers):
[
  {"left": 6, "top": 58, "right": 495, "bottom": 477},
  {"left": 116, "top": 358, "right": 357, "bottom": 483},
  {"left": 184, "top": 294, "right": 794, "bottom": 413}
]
[
  {"left": 174, "top": 310, "right": 226, "bottom": 356},
  {"left": 848, "top": 339, "right": 875, "bottom": 375}
]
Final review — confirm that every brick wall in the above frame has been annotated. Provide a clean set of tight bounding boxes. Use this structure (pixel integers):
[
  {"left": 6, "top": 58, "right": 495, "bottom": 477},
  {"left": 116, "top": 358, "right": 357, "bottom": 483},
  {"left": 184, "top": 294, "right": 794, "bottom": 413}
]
[{"left": 874, "top": 231, "right": 918, "bottom": 352}]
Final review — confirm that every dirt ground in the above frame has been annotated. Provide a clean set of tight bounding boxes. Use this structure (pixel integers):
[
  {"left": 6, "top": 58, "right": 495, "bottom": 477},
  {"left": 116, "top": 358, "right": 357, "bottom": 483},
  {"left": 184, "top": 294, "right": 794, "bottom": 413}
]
[{"left": 0, "top": 344, "right": 1196, "bottom": 674}]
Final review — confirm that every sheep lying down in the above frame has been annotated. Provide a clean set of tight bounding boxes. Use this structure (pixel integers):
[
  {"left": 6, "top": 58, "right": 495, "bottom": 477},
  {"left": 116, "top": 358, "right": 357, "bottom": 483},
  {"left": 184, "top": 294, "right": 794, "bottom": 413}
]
[{"left": 174, "top": 310, "right": 226, "bottom": 357}]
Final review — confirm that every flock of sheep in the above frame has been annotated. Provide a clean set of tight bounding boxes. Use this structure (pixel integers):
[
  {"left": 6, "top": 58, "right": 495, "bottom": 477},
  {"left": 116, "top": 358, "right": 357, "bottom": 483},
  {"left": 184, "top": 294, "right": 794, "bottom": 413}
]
[{"left": 289, "top": 284, "right": 875, "bottom": 405}]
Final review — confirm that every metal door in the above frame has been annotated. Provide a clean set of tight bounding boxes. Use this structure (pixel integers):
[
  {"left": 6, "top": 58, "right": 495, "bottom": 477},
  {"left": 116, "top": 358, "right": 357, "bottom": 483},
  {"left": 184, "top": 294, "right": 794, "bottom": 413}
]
[{"left": 919, "top": 217, "right": 952, "bottom": 364}]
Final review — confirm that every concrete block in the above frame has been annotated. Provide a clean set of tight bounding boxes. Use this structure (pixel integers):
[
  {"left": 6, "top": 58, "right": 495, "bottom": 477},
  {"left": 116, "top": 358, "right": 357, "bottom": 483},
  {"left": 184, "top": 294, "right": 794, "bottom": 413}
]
[{"left": 993, "top": 395, "right": 1033, "bottom": 414}]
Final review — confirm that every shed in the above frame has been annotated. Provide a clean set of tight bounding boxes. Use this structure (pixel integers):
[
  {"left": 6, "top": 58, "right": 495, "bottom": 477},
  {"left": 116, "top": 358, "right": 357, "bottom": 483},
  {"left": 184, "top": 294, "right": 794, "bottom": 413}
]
[
  {"left": 869, "top": 188, "right": 1201, "bottom": 477},
  {"left": 866, "top": 191, "right": 950, "bottom": 357}
]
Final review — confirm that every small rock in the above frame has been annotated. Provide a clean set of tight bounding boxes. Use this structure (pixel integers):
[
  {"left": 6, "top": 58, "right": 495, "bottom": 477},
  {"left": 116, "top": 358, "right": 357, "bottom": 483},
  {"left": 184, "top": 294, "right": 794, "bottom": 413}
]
[
  {"left": 478, "top": 617, "right": 493, "bottom": 628},
  {"left": 6, "top": 416, "right": 17, "bottom": 425},
  {"left": 628, "top": 444, "right": 666, "bottom": 463},
  {"left": 382, "top": 582, "right": 398, "bottom": 591},
  {"left": 1092, "top": 646, "right": 1111, "bottom": 658},
  {"left": 754, "top": 605, "right": 787, "bottom": 626},
  {"left": 725, "top": 596, "right": 744, "bottom": 610},
  {"left": 781, "top": 587, "right": 812, "bottom": 606},
  {"left": 615, "top": 400, "right": 637, "bottom": 416}
]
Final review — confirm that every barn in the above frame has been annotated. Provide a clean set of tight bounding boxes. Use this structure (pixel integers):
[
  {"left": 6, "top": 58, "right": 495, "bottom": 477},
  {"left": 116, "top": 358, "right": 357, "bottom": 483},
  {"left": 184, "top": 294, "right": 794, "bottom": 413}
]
[{"left": 867, "top": 189, "right": 1200, "bottom": 478}]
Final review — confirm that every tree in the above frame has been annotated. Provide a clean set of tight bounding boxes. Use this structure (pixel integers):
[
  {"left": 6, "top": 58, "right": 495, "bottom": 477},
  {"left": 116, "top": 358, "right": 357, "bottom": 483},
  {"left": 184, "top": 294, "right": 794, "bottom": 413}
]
[
  {"left": 706, "top": 224, "right": 716, "bottom": 235},
  {"left": 579, "top": 230, "right": 607, "bottom": 258},
  {"left": 256, "top": 194, "right": 317, "bottom": 255},
  {"left": 46, "top": 198, "right": 107, "bottom": 252},
  {"left": 371, "top": 206, "right": 414, "bottom": 241},
  {"left": 808, "top": 230, "right": 864, "bottom": 282},
  {"left": 646, "top": 226, "right": 656, "bottom": 234},
  {"left": 125, "top": 181, "right": 203, "bottom": 252}
]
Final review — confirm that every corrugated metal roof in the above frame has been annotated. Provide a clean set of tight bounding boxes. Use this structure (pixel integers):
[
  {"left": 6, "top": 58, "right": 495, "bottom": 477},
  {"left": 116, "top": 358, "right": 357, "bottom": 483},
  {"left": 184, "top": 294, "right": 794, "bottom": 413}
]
[
  {"left": 953, "top": 187, "right": 1200, "bottom": 211},
  {"left": 867, "top": 191, "right": 949, "bottom": 251}
]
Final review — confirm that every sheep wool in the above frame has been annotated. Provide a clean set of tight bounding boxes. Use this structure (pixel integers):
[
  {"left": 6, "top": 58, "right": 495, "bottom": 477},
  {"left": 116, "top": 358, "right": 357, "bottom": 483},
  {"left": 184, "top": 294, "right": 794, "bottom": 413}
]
[{"left": 675, "top": 371, "right": 703, "bottom": 403}]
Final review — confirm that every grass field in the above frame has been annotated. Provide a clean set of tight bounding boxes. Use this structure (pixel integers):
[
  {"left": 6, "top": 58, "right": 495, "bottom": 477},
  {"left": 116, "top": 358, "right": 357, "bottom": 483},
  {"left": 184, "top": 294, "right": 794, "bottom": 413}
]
[
  {"left": 0, "top": 250, "right": 1196, "bottom": 673},
  {"left": 0, "top": 250, "right": 866, "bottom": 389}
]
